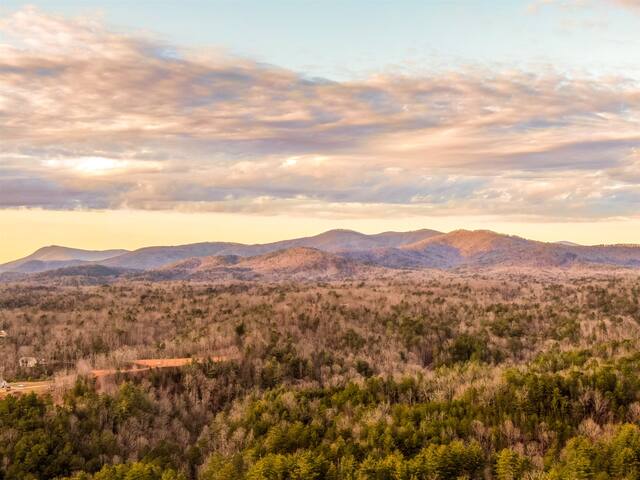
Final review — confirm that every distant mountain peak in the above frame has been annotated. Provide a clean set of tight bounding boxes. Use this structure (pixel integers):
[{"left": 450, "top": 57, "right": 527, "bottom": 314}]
[
  {"left": 556, "top": 241, "right": 581, "bottom": 246},
  {"left": 0, "top": 246, "right": 130, "bottom": 274},
  {"left": 313, "top": 229, "right": 366, "bottom": 237},
  {"left": 2, "top": 228, "right": 638, "bottom": 279}
]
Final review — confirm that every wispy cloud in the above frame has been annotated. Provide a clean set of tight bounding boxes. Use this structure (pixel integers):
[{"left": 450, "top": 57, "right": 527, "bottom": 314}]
[
  {"left": 611, "top": 0, "right": 640, "bottom": 9},
  {"left": 529, "top": 0, "right": 640, "bottom": 12},
  {"left": 1, "top": 7, "right": 639, "bottom": 221}
]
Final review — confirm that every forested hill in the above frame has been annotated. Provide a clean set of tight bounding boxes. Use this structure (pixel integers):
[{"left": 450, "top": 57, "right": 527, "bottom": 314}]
[{"left": 1, "top": 275, "right": 640, "bottom": 478}]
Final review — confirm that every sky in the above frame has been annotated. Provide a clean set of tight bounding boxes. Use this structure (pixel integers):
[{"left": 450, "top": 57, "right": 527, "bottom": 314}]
[{"left": 1, "top": 0, "right": 639, "bottom": 262}]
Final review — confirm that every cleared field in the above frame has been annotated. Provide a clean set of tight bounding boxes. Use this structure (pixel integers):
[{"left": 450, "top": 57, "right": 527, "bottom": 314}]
[
  {"left": 0, "top": 380, "right": 52, "bottom": 398},
  {"left": 0, "top": 357, "right": 220, "bottom": 397}
]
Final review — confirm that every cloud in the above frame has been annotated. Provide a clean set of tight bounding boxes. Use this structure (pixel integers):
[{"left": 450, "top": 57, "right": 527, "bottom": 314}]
[
  {"left": 529, "top": 0, "right": 640, "bottom": 12},
  {"left": 1, "top": 7, "right": 639, "bottom": 221},
  {"left": 612, "top": 0, "right": 640, "bottom": 9}
]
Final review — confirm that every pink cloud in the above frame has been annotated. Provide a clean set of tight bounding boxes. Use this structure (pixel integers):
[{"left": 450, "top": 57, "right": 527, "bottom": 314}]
[{"left": 0, "top": 7, "right": 639, "bottom": 221}]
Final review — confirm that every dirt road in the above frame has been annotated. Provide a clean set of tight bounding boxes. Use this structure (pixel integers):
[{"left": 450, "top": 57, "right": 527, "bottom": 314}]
[
  {"left": 0, "top": 357, "right": 220, "bottom": 398},
  {"left": 0, "top": 380, "right": 53, "bottom": 398},
  {"left": 91, "top": 357, "right": 195, "bottom": 378}
]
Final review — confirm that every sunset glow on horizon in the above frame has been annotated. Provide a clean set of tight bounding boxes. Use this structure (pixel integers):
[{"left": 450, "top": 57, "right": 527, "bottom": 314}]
[{"left": 1, "top": 1, "right": 639, "bottom": 259}]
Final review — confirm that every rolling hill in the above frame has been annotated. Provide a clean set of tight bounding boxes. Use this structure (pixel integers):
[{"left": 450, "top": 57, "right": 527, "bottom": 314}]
[
  {"left": 98, "top": 242, "right": 243, "bottom": 270},
  {"left": 52, "top": 229, "right": 444, "bottom": 271},
  {"left": 145, "top": 247, "right": 371, "bottom": 281},
  {"left": 2, "top": 229, "right": 639, "bottom": 281},
  {"left": 0, "top": 246, "right": 128, "bottom": 274},
  {"left": 344, "top": 230, "right": 640, "bottom": 270},
  {"left": 237, "top": 247, "right": 367, "bottom": 278}
]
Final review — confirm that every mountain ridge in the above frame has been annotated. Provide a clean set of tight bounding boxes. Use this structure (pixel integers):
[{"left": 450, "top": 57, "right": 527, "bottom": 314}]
[
  {"left": 84, "top": 228, "right": 445, "bottom": 270},
  {"left": 0, "top": 246, "right": 129, "bottom": 274},
  {"left": 1, "top": 229, "right": 639, "bottom": 279}
]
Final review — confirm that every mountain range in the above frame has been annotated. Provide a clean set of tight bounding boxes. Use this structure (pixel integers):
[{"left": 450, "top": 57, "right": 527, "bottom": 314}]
[
  {"left": 0, "top": 246, "right": 129, "bottom": 275},
  {"left": 1, "top": 229, "right": 639, "bottom": 281}
]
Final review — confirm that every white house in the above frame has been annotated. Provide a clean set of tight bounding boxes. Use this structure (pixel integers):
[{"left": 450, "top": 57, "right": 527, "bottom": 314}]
[{"left": 19, "top": 357, "right": 38, "bottom": 368}]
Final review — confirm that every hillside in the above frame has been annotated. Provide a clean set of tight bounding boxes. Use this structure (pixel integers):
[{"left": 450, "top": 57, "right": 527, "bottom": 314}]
[
  {"left": 399, "top": 230, "right": 640, "bottom": 269},
  {"left": 0, "top": 246, "right": 128, "bottom": 274},
  {"left": 99, "top": 242, "right": 243, "bottom": 270},
  {"left": 98, "top": 228, "right": 444, "bottom": 270},
  {"left": 252, "top": 228, "right": 444, "bottom": 253},
  {"left": 147, "top": 247, "right": 371, "bottom": 281},
  {"left": 237, "top": 247, "right": 366, "bottom": 278},
  {"left": 33, "top": 265, "right": 129, "bottom": 284},
  {"left": 2, "top": 229, "right": 639, "bottom": 280}
]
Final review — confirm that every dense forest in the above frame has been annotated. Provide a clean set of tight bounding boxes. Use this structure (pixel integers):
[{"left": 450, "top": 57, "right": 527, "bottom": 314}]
[{"left": 1, "top": 273, "right": 640, "bottom": 479}]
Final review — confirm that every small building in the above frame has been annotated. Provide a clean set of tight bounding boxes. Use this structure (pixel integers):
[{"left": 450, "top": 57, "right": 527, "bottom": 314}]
[
  {"left": 19, "top": 357, "right": 38, "bottom": 368},
  {"left": 0, "top": 330, "right": 7, "bottom": 338}
]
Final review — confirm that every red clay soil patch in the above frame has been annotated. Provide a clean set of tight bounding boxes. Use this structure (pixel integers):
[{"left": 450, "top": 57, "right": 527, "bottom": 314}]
[
  {"left": 91, "top": 358, "right": 194, "bottom": 378},
  {"left": 92, "top": 356, "right": 233, "bottom": 378},
  {"left": 1, "top": 357, "right": 229, "bottom": 397},
  {"left": 91, "top": 367, "right": 147, "bottom": 378},
  {"left": 132, "top": 358, "right": 193, "bottom": 368}
]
